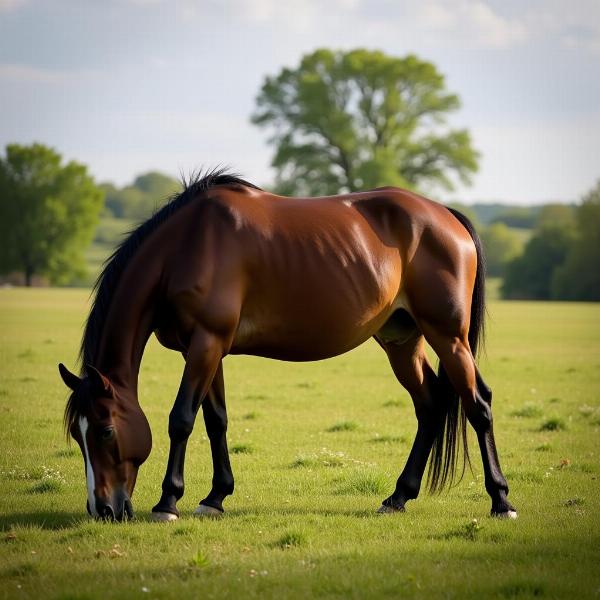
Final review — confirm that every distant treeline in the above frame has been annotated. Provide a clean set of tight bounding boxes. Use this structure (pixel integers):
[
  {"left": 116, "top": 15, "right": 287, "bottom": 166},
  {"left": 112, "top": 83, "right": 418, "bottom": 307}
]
[
  {"left": 2, "top": 139, "right": 596, "bottom": 300},
  {"left": 451, "top": 186, "right": 599, "bottom": 301},
  {"left": 100, "top": 172, "right": 180, "bottom": 220}
]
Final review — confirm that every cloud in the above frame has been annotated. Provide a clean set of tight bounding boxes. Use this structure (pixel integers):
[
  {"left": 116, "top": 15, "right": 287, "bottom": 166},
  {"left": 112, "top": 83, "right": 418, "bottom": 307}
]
[
  {"left": 0, "top": 63, "right": 98, "bottom": 84},
  {"left": 532, "top": 0, "right": 600, "bottom": 54},
  {"left": 0, "top": 0, "right": 28, "bottom": 11},
  {"left": 411, "top": 1, "right": 528, "bottom": 49}
]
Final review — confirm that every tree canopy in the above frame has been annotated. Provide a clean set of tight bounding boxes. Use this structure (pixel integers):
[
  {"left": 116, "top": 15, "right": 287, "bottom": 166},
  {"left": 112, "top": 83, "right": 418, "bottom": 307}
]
[
  {"left": 480, "top": 223, "right": 523, "bottom": 278},
  {"left": 252, "top": 49, "right": 479, "bottom": 196},
  {"left": 0, "top": 143, "right": 103, "bottom": 285},
  {"left": 101, "top": 171, "right": 179, "bottom": 220},
  {"left": 501, "top": 225, "right": 574, "bottom": 300},
  {"left": 552, "top": 181, "right": 600, "bottom": 300}
]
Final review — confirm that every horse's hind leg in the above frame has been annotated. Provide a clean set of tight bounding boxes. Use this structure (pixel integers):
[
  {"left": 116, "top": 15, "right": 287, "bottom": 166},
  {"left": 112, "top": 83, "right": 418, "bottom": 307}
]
[
  {"left": 194, "top": 361, "right": 235, "bottom": 517},
  {"left": 376, "top": 333, "right": 444, "bottom": 512},
  {"left": 420, "top": 321, "right": 517, "bottom": 518}
]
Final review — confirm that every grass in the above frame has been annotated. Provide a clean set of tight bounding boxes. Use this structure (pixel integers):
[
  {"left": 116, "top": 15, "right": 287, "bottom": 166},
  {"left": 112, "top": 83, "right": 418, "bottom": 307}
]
[
  {"left": 539, "top": 417, "right": 567, "bottom": 431},
  {"left": 327, "top": 421, "right": 359, "bottom": 432},
  {"left": 230, "top": 443, "right": 253, "bottom": 454},
  {"left": 0, "top": 289, "right": 599, "bottom": 599}
]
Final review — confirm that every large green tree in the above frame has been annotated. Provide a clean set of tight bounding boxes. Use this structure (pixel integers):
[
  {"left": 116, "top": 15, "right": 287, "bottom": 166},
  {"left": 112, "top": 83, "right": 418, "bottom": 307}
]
[
  {"left": 552, "top": 181, "right": 600, "bottom": 300},
  {"left": 252, "top": 49, "right": 479, "bottom": 196},
  {"left": 501, "top": 225, "right": 574, "bottom": 300},
  {"left": 0, "top": 143, "right": 103, "bottom": 286}
]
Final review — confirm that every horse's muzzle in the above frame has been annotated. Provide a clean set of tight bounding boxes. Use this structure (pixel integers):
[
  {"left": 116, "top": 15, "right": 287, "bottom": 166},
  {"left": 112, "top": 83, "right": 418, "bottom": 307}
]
[{"left": 91, "top": 493, "right": 134, "bottom": 522}]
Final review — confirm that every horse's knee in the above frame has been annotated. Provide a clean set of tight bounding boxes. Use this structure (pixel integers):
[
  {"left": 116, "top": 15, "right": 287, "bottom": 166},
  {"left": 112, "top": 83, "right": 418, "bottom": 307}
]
[{"left": 168, "top": 411, "right": 195, "bottom": 441}]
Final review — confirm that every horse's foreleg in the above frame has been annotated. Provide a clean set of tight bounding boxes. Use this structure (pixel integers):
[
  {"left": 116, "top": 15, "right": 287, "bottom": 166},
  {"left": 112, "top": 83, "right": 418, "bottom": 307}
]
[
  {"left": 194, "top": 361, "right": 234, "bottom": 517},
  {"left": 376, "top": 335, "right": 443, "bottom": 513},
  {"left": 152, "top": 328, "right": 222, "bottom": 521}
]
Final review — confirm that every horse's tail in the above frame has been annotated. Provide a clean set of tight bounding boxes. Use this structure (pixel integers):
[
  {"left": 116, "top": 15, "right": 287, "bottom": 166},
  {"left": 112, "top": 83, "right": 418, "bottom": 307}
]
[{"left": 427, "top": 206, "right": 486, "bottom": 493}]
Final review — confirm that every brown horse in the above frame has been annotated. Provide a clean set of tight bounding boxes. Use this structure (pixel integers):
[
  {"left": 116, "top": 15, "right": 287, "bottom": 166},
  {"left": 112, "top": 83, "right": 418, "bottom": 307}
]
[{"left": 59, "top": 169, "right": 516, "bottom": 522}]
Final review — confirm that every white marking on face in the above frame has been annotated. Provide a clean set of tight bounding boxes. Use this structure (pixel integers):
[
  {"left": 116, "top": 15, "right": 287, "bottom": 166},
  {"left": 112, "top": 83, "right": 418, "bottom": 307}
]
[{"left": 79, "top": 416, "right": 97, "bottom": 517}]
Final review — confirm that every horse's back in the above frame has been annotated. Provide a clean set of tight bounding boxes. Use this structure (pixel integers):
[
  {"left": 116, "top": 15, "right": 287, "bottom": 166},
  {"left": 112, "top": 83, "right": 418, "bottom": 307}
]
[{"left": 160, "top": 185, "right": 476, "bottom": 360}]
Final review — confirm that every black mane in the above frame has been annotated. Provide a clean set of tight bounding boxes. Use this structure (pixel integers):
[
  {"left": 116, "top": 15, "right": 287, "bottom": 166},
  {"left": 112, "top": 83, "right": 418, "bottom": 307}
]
[
  {"left": 79, "top": 167, "right": 260, "bottom": 372},
  {"left": 65, "top": 168, "right": 259, "bottom": 435}
]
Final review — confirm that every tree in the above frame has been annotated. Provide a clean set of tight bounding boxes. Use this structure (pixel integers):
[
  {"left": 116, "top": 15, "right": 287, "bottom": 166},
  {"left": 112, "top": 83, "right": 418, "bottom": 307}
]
[
  {"left": 0, "top": 143, "right": 103, "bottom": 286},
  {"left": 252, "top": 49, "right": 479, "bottom": 196},
  {"left": 481, "top": 223, "right": 523, "bottom": 277},
  {"left": 536, "top": 203, "right": 575, "bottom": 230},
  {"left": 501, "top": 225, "right": 574, "bottom": 300},
  {"left": 490, "top": 207, "right": 537, "bottom": 229},
  {"left": 552, "top": 181, "right": 600, "bottom": 300},
  {"left": 101, "top": 171, "right": 179, "bottom": 220}
]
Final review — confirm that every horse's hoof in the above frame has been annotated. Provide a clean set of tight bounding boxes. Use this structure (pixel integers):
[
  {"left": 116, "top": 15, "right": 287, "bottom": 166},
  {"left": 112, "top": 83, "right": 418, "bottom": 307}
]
[
  {"left": 151, "top": 511, "right": 179, "bottom": 522},
  {"left": 492, "top": 510, "right": 518, "bottom": 520},
  {"left": 377, "top": 504, "right": 405, "bottom": 514},
  {"left": 193, "top": 504, "right": 223, "bottom": 519}
]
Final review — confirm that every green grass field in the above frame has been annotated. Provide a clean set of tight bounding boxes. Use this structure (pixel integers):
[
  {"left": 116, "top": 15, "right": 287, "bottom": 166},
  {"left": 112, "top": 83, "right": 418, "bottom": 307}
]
[{"left": 1, "top": 289, "right": 599, "bottom": 599}]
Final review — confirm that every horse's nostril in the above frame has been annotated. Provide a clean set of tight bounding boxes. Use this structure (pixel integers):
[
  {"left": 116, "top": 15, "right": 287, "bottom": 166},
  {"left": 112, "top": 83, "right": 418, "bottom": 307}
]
[
  {"left": 124, "top": 498, "right": 134, "bottom": 521},
  {"left": 97, "top": 502, "right": 115, "bottom": 521},
  {"left": 86, "top": 500, "right": 91, "bottom": 516}
]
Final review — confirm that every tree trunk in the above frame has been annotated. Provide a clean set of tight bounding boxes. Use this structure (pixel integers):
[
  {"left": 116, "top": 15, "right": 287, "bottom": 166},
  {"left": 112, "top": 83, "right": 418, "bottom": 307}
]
[{"left": 25, "top": 266, "right": 34, "bottom": 287}]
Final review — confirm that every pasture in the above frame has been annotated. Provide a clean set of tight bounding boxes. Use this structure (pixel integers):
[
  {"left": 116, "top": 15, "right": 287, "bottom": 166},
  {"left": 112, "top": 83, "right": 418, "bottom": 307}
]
[{"left": 0, "top": 288, "right": 599, "bottom": 599}]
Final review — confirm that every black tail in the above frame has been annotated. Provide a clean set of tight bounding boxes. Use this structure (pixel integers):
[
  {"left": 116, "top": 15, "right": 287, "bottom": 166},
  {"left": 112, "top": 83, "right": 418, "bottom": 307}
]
[{"left": 427, "top": 206, "right": 486, "bottom": 493}]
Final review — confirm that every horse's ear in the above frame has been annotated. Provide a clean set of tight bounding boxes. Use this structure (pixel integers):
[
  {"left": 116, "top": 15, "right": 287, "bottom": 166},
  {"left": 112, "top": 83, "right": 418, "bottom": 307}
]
[
  {"left": 59, "top": 363, "right": 82, "bottom": 391},
  {"left": 86, "top": 365, "right": 113, "bottom": 397}
]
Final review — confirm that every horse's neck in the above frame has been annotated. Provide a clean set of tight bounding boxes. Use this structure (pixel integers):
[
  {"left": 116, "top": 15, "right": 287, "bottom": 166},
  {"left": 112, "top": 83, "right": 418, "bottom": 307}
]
[{"left": 95, "top": 265, "right": 159, "bottom": 392}]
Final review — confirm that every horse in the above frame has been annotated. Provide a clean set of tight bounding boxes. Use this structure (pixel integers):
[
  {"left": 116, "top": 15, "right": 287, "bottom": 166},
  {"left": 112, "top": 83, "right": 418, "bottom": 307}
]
[{"left": 59, "top": 169, "right": 517, "bottom": 522}]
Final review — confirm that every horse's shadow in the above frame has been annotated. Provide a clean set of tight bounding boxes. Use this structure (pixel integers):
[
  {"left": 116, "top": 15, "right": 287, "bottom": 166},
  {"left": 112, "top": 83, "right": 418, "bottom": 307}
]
[
  {"left": 1, "top": 506, "right": 384, "bottom": 530},
  {"left": 1, "top": 511, "right": 86, "bottom": 531}
]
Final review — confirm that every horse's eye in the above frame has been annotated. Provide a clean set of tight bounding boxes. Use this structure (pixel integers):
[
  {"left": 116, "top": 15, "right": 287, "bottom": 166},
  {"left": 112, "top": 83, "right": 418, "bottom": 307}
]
[{"left": 101, "top": 427, "right": 115, "bottom": 442}]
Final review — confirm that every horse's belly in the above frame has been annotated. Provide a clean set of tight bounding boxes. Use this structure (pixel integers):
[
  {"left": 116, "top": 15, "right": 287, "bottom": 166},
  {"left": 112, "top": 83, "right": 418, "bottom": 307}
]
[{"left": 230, "top": 289, "right": 402, "bottom": 361}]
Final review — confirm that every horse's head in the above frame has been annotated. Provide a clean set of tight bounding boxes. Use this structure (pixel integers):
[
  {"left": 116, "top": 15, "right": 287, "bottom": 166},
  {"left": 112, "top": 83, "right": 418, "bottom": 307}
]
[{"left": 59, "top": 363, "right": 152, "bottom": 521}]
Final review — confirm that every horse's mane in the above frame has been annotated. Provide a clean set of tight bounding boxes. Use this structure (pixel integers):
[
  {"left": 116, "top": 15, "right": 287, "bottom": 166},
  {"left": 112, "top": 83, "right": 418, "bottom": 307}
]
[
  {"left": 78, "top": 167, "right": 260, "bottom": 373},
  {"left": 64, "top": 168, "right": 259, "bottom": 435}
]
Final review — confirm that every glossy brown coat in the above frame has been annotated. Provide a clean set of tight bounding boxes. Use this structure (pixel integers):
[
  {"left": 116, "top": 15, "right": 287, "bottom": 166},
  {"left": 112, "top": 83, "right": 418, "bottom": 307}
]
[{"left": 60, "top": 172, "right": 516, "bottom": 522}]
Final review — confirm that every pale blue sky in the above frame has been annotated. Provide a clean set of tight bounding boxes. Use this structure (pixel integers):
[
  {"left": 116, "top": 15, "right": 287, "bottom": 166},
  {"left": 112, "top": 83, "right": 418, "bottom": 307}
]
[{"left": 1, "top": 0, "right": 599, "bottom": 204}]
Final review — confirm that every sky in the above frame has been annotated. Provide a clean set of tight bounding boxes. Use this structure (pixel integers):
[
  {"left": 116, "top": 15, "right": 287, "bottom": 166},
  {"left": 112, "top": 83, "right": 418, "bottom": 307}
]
[{"left": 1, "top": 0, "right": 599, "bottom": 205}]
